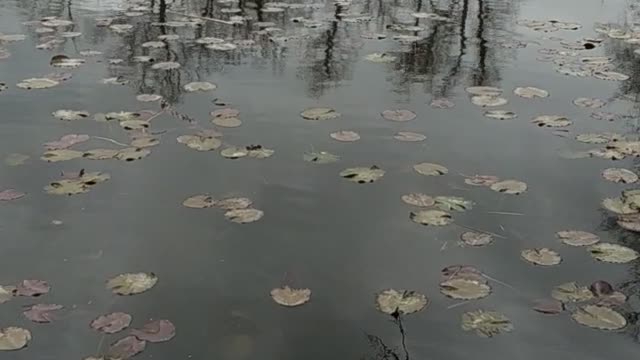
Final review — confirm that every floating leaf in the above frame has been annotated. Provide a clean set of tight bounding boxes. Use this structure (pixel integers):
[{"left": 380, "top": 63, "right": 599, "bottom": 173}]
[
  {"left": 434, "top": 196, "right": 473, "bottom": 212},
  {"left": 532, "top": 115, "right": 572, "bottom": 127},
  {"left": 381, "top": 109, "right": 416, "bottom": 122},
  {"left": 177, "top": 135, "right": 221, "bottom": 151},
  {"left": 440, "top": 278, "right": 491, "bottom": 300},
  {"left": 15, "top": 280, "right": 50, "bottom": 297},
  {"left": 115, "top": 148, "right": 150, "bottom": 162},
  {"left": 575, "top": 132, "right": 622, "bottom": 144},
  {"left": 247, "top": 146, "right": 274, "bottom": 159},
  {"left": 211, "top": 108, "right": 240, "bottom": 119},
  {"left": 617, "top": 213, "right": 640, "bottom": 232},
  {"left": 41, "top": 149, "right": 83, "bottom": 162},
  {"left": 490, "top": 180, "right": 527, "bottom": 194},
  {"left": 602, "top": 168, "right": 638, "bottom": 184},
  {"left": 221, "top": 147, "right": 249, "bottom": 159},
  {"left": 183, "top": 195, "right": 215, "bottom": 209},
  {"left": 588, "top": 243, "right": 638, "bottom": 263},
  {"left": 91, "top": 312, "right": 132, "bottom": 334},
  {"left": 375, "top": 289, "right": 428, "bottom": 315},
  {"left": 464, "top": 175, "right": 499, "bottom": 186},
  {"left": 136, "top": 94, "right": 162, "bottom": 102},
  {"left": 572, "top": 305, "right": 626, "bottom": 330},
  {"left": 401, "top": 193, "right": 435, "bottom": 207},
  {"left": 461, "top": 310, "right": 513, "bottom": 337},
  {"left": 270, "top": 286, "right": 311, "bottom": 307},
  {"left": 330, "top": 131, "right": 360, "bottom": 142},
  {"left": 303, "top": 151, "right": 339, "bottom": 164},
  {"left": 130, "top": 136, "right": 159, "bottom": 148},
  {"left": 107, "top": 336, "right": 146, "bottom": 359},
  {"left": 339, "top": 166, "right": 385, "bottom": 183},
  {"left": 521, "top": 248, "right": 562, "bottom": 266},
  {"left": 590, "top": 148, "right": 625, "bottom": 160},
  {"left": 551, "top": 282, "right": 594, "bottom": 303},
  {"left": 394, "top": 132, "right": 426, "bottom": 142},
  {"left": 17, "top": 78, "right": 59, "bottom": 89},
  {"left": 224, "top": 208, "right": 264, "bottom": 224},
  {"left": 410, "top": 210, "right": 453, "bottom": 226},
  {"left": 131, "top": 320, "right": 175, "bottom": 343},
  {"left": 465, "top": 86, "right": 502, "bottom": 96},
  {"left": 101, "top": 77, "right": 129, "bottom": 85},
  {"left": 471, "top": 95, "right": 508, "bottom": 107},
  {"left": 0, "top": 327, "right": 31, "bottom": 351},
  {"left": 151, "top": 61, "right": 181, "bottom": 70},
  {"left": 45, "top": 172, "right": 110, "bottom": 195},
  {"left": 413, "top": 162, "right": 448, "bottom": 176},
  {"left": 44, "top": 134, "right": 90, "bottom": 150},
  {"left": 0, "top": 286, "right": 13, "bottom": 304},
  {"left": 83, "top": 149, "right": 119, "bottom": 160},
  {"left": 593, "top": 71, "right": 629, "bottom": 81},
  {"left": 0, "top": 189, "right": 25, "bottom": 201},
  {"left": 107, "top": 272, "right": 158, "bottom": 295},
  {"left": 532, "top": 299, "right": 564, "bottom": 314},
  {"left": 300, "top": 107, "right": 341, "bottom": 120},
  {"left": 514, "top": 86, "right": 549, "bottom": 98},
  {"left": 120, "top": 120, "right": 149, "bottom": 130},
  {"left": 430, "top": 98, "right": 455, "bottom": 109},
  {"left": 484, "top": 110, "right": 516, "bottom": 120},
  {"left": 212, "top": 117, "right": 242, "bottom": 128},
  {"left": 184, "top": 82, "right": 217, "bottom": 92},
  {"left": 441, "top": 265, "right": 486, "bottom": 283},
  {"left": 50, "top": 55, "right": 85, "bottom": 68},
  {"left": 23, "top": 304, "right": 63, "bottom": 323},
  {"left": 573, "top": 97, "right": 606, "bottom": 108},
  {"left": 602, "top": 197, "right": 637, "bottom": 215},
  {"left": 556, "top": 230, "right": 600, "bottom": 246},
  {"left": 216, "top": 197, "right": 252, "bottom": 210},
  {"left": 364, "top": 53, "right": 397, "bottom": 63},
  {"left": 461, "top": 232, "right": 493, "bottom": 246}
]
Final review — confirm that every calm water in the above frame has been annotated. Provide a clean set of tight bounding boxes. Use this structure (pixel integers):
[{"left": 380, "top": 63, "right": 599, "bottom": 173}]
[{"left": 1, "top": 0, "right": 640, "bottom": 358}]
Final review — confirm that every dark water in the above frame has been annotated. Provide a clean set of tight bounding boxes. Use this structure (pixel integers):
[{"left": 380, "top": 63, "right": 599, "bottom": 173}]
[{"left": 1, "top": 0, "right": 640, "bottom": 358}]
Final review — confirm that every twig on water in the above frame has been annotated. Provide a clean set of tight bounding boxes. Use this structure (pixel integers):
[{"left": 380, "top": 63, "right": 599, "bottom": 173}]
[
  {"left": 482, "top": 273, "right": 520, "bottom": 293},
  {"left": 92, "top": 136, "right": 128, "bottom": 147},
  {"left": 487, "top": 211, "right": 525, "bottom": 216},
  {"left": 166, "top": 10, "right": 234, "bottom": 25},
  {"left": 447, "top": 300, "right": 471, "bottom": 309}
]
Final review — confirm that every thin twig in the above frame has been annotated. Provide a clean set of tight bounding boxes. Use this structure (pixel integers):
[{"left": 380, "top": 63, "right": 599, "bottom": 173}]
[
  {"left": 92, "top": 136, "right": 128, "bottom": 147},
  {"left": 482, "top": 273, "right": 520, "bottom": 293},
  {"left": 166, "top": 10, "right": 234, "bottom": 25},
  {"left": 487, "top": 211, "right": 525, "bottom": 216},
  {"left": 440, "top": 240, "right": 448, "bottom": 251},
  {"left": 447, "top": 300, "right": 470, "bottom": 309},
  {"left": 453, "top": 223, "right": 506, "bottom": 239},
  {"left": 394, "top": 317, "right": 410, "bottom": 360}
]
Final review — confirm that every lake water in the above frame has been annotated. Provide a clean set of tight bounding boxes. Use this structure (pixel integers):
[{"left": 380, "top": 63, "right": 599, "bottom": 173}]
[{"left": 1, "top": 0, "right": 640, "bottom": 359}]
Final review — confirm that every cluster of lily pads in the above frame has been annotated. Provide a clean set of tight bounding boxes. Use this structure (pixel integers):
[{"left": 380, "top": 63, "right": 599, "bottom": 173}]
[{"left": 182, "top": 194, "right": 264, "bottom": 224}]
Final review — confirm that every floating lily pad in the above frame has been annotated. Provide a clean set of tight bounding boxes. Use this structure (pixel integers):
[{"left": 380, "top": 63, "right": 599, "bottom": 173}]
[
  {"left": 572, "top": 305, "right": 626, "bottom": 330},
  {"left": 83, "top": 149, "right": 119, "bottom": 160},
  {"left": 216, "top": 197, "right": 252, "bottom": 210},
  {"left": 573, "top": 97, "right": 606, "bottom": 108},
  {"left": 394, "top": 132, "right": 426, "bottom": 142},
  {"left": 131, "top": 320, "right": 176, "bottom": 343},
  {"left": 490, "top": 180, "right": 527, "bottom": 194},
  {"left": 23, "top": 304, "right": 62, "bottom": 323},
  {"left": 221, "top": 147, "right": 249, "bottom": 159},
  {"left": 50, "top": 55, "right": 85, "bottom": 68},
  {"left": 0, "top": 327, "right": 31, "bottom": 351},
  {"left": 15, "top": 279, "right": 49, "bottom": 297},
  {"left": 130, "top": 136, "right": 159, "bottom": 148},
  {"left": 330, "top": 131, "right": 360, "bottom": 142},
  {"left": 430, "top": 98, "right": 455, "bottom": 109},
  {"left": 270, "top": 286, "right": 311, "bottom": 307},
  {"left": 115, "top": 148, "right": 150, "bottom": 162},
  {"left": 401, "top": 193, "right": 435, "bottom": 207},
  {"left": 440, "top": 278, "right": 491, "bottom": 300},
  {"left": 107, "top": 336, "right": 146, "bottom": 359},
  {"left": 136, "top": 94, "right": 163, "bottom": 102},
  {"left": 183, "top": 195, "right": 215, "bottom": 209},
  {"left": 224, "top": 208, "right": 264, "bottom": 223},
  {"left": 484, "top": 110, "right": 517, "bottom": 120},
  {"left": 588, "top": 243, "right": 638, "bottom": 263},
  {"left": 120, "top": 120, "right": 150, "bottom": 130},
  {"left": 590, "top": 149, "right": 625, "bottom": 160},
  {"left": 44, "top": 134, "right": 90, "bottom": 150},
  {"left": 471, "top": 95, "right": 508, "bottom": 107},
  {"left": 247, "top": 146, "right": 274, "bottom": 159},
  {"left": 602, "top": 197, "right": 636, "bottom": 215},
  {"left": 365, "top": 53, "right": 397, "bottom": 63},
  {"left": 151, "top": 61, "right": 181, "bottom": 70},
  {"left": 0, "top": 189, "right": 25, "bottom": 201},
  {"left": 381, "top": 109, "right": 416, "bottom": 122},
  {"left": 552, "top": 282, "right": 594, "bottom": 303},
  {"left": 17, "top": 78, "right": 59, "bottom": 89},
  {"left": 212, "top": 117, "right": 242, "bottom": 128},
  {"left": 107, "top": 272, "right": 158, "bottom": 295},
  {"left": 532, "top": 115, "right": 572, "bottom": 127},
  {"left": 41, "top": 149, "right": 83, "bottom": 162},
  {"left": 617, "top": 213, "right": 640, "bottom": 232},
  {"left": 461, "top": 232, "right": 493, "bottom": 246},
  {"left": 339, "top": 166, "right": 385, "bottom": 183},
  {"left": 514, "top": 86, "right": 549, "bottom": 98},
  {"left": 556, "top": 230, "right": 600, "bottom": 246},
  {"left": 533, "top": 299, "right": 564, "bottom": 314},
  {"left": 91, "top": 312, "right": 132, "bottom": 334},
  {"left": 602, "top": 168, "right": 638, "bottom": 184},
  {"left": 0, "top": 286, "right": 13, "bottom": 304},
  {"left": 521, "top": 248, "right": 562, "bottom": 266},
  {"left": 465, "top": 86, "right": 502, "bottom": 96},
  {"left": 410, "top": 210, "right": 453, "bottom": 226},
  {"left": 434, "top": 196, "right": 473, "bottom": 212},
  {"left": 300, "top": 107, "right": 340, "bottom": 120},
  {"left": 102, "top": 77, "right": 129, "bottom": 85},
  {"left": 575, "top": 132, "right": 622, "bottom": 144},
  {"left": 141, "top": 41, "right": 166, "bottom": 48},
  {"left": 375, "top": 289, "right": 428, "bottom": 315},
  {"left": 184, "top": 82, "right": 217, "bottom": 92},
  {"left": 177, "top": 135, "right": 221, "bottom": 151},
  {"left": 593, "top": 71, "right": 629, "bottom": 81},
  {"left": 303, "top": 151, "right": 339, "bottom": 164},
  {"left": 52, "top": 110, "right": 90, "bottom": 121},
  {"left": 461, "top": 310, "right": 513, "bottom": 337},
  {"left": 413, "top": 162, "right": 448, "bottom": 176},
  {"left": 464, "top": 175, "right": 499, "bottom": 186}
]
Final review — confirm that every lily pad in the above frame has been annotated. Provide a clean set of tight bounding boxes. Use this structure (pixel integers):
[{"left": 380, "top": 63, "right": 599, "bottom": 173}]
[
  {"left": 0, "top": 189, "right": 25, "bottom": 201},
  {"left": 0, "top": 327, "right": 31, "bottom": 351},
  {"left": 17, "top": 78, "right": 59, "bottom": 89},
  {"left": 556, "top": 230, "right": 600, "bottom": 246},
  {"left": 216, "top": 197, "right": 252, "bottom": 210},
  {"left": 590, "top": 149, "right": 625, "bottom": 160},
  {"left": 107, "top": 336, "right": 146, "bottom": 359},
  {"left": 430, "top": 98, "right": 455, "bottom": 109},
  {"left": 576, "top": 132, "right": 622, "bottom": 144},
  {"left": 270, "top": 286, "right": 311, "bottom": 307},
  {"left": 131, "top": 320, "right": 176, "bottom": 343},
  {"left": 183, "top": 195, "right": 215, "bottom": 209},
  {"left": 120, "top": 120, "right": 149, "bottom": 130},
  {"left": 224, "top": 208, "right": 264, "bottom": 223},
  {"left": 410, "top": 210, "right": 453, "bottom": 226},
  {"left": 490, "top": 180, "right": 527, "bottom": 194},
  {"left": 115, "top": 148, "right": 150, "bottom": 162},
  {"left": 300, "top": 107, "right": 341, "bottom": 120},
  {"left": 617, "top": 213, "right": 640, "bottom": 232},
  {"left": 83, "top": 149, "right": 119, "bottom": 160},
  {"left": 211, "top": 108, "right": 240, "bottom": 119},
  {"left": 381, "top": 109, "right": 416, "bottom": 122},
  {"left": 90, "top": 312, "right": 132, "bottom": 334},
  {"left": 130, "top": 137, "right": 159, "bottom": 148},
  {"left": 588, "top": 243, "right": 639, "bottom": 263},
  {"left": 532, "top": 299, "right": 564, "bottom": 314},
  {"left": 221, "top": 147, "right": 249, "bottom": 159},
  {"left": 573, "top": 97, "right": 606, "bottom": 108},
  {"left": 465, "top": 86, "right": 502, "bottom": 96},
  {"left": 184, "top": 82, "right": 217, "bottom": 92},
  {"left": 413, "top": 162, "right": 448, "bottom": 176},
  {"left": 394, "top": 132, "right": 426, "bottom": 142},
  {"left": 484, "top": 110, "right": 517, "bottom": 120},
  {"left": 471, "top": 95, "right": 508, "bottom": 107},
  {"left": 464, "top": 175, "right": 499, "bottom": 186},
  {"left": 303, "top": 151, "right": 339, "bottom": 164},
  {"left": 151, "top": 61, "right": 181, "bottom": 70},
  {"left": 440, "top": 278, "right": 491, "bottom": 300},
  {"left": 572, "top": 305, "right": 626, "bottom": 330},
  {"left": 602, "top": 197, "right": 637, "bottom": 215},
  {"left": 136, "top": 94, "right": 162, "bottom": 102},
  {"left": 551, "top": 282, "right": 594, "bottom": 303},
  {"left": 364, "top": 53, "right": 397, "bottom": 63},
  {"left": 330, "top": 131, "right": 360, "bottom": 142},
  {"left": 461, "top": 310, "right": 513, "bottom": 337},
  {"left": 107, "top": 272, "right": 158, "bottom": 295},
  {"left": 461, "top": 232, "right": 493, "bottom": 246},
  {"left": 602, "top": 168, "right": 638, "bottom": 184},
  {"left": 44, "top": 134, "right": 90, "bottom": 150},
  {"left": 521, "top": 248, "right": 562, "bottom": 266},
  {"left": 41, "top": 149, "right": 83, "bottom": 162},
  {"left": 434, "top": 196, "right": 473, "bottom": 212},
  {"left": 177, "top": 135, "right": 221, "bottom": 151},
  {"left": 0, "top": 286, "right": 13, "bottom": 304},
  {"left": 532, "top": 115, "right": 572, "bottom": 127},
  {"left": 514, "top": 86, "right": 549, "bottom": 98},
  {"left": 339, "top": 166, "right": 385, "bottom": 183},
  {"left": 23, "top": 304, "right": 63, "bottom": 323},
  {"left": 52, "top": 110, "right": 90, "bottom": 121},
  {"left": 593, "top": 71, "right": 629, "bottom": 81},
  {"left": 212, "top": 117, "right": 242, "bottom": 128},
  {"left": 401, "top": 193, "right": 435, "bottom": 207},
  {"left": 375, "top": 289, "right": 428, "bottom": 315},
  {"left": 247, "top": 146, "right": 274, "bottom": 159}
]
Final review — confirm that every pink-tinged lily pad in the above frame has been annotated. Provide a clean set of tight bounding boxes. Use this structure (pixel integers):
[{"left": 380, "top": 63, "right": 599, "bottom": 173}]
[
  {"left": 15, "top": 280, "right": 50, "bottom": 297},
  {"left": 107, "top": 336, "right": 146, "bottom": 359},
  {"left": 0, "top": 189, "right": 25, "bottom": 201},
  {"left": 44, "top": 134, "right": 90, "bottom": 150},
  {"left": 131, "top": 319, "right": 176, "bottom": 343},
  {"left": 90, "top": 312, "right": 132, "bottom": 334},
  {"left": 532, "top": 299, "right": 564, "bottom": 314},
  {"left": 330, "top": 131, "right": 360, "bottom": 142},
  {"left": 23, "top": 304, "right": 63, "bottom": 323},
  {"left": 381, "top": 109, "right": 416, "bottom": 122}
]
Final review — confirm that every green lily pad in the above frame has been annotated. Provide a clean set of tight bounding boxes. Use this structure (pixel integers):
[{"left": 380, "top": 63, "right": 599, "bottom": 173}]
[
  {"left": 300, "top": 107, "right": 341, "bottom": 120},
  {"left": 177, "top": 135, "right": 222, "bottom": 151},
  {"left": 434, "top": 196, "right": 473, "bottom": 212},
  {"left": 375, "top": 289, "right": 428, "bottom": 315},
  {"left": 521, "top": 248, "right": 562, "bottom": 266},
  {"left": 440, "top": 278, "right": 491, "bottom": 300},
  {"left": 401, "top": 193, "right": 435, "bottom": 207},
  {"left": 572, "top": 305, "right": 626, "bottom": 330},
  {"left": 221, "top": 147, "right": 249, "bottom": 159},
  {"left": 303, "top": 151, "right": 339, "bottom": 164},
  {"left": 471, "top": 96, "right": 508, "bottom": 107},
  {"left": 270, "top": 286, "right": 311, "bottom": 307},
  {"left": 107, "top": 272, "right": 158, "bottom": 295},
  {"left": 83, "top": 149, "right": 119, "bottom": 160},
  {"left": 17, "top": 78, "right": 59, "bottom": 89},
  {"left": 184, "top": 81, "right": 217, "bottom": 92},
  {"left": 588, "top": 243, "right": 639, "bottom": 263},
  {"left": 0, "top": 327, "right": 31, "bottom": 351},
  {"left": 394, "top": 132, "right": 426, "bottom": 142},
  {"left": 182, "top": 195, "right": 215, "bottom": 209},
  {"left": 556, "top": 230, "right": 600, "bottom": 246},
  {"left": 410, "top": 210, "right": 453, "bottom": 226},
  {"left": 461, "top": 232, "right": 493, "bottom": 246},
  {"left": 461, "top": 310, "right": 513, "bottom": 337},
  {"left": 551, "top": 282, "right": 594, "bottom": 303},
  {"left": 490, "top": 180, "right": 527, "bottom": 194},
  {"left": 532, "top": 115, "right": 572, "bottom": 127},
  {"left": 602, "top": 168, "right": 638, "bottom": 184},
  {"left": 413, "top": 162, "right": 448, "bottom": 176},
  {"left": 514, "top": 86, "right": 549, "bottom": 98},
  {"left": 115, "top": 148, "right": 150, "bottom": 162},
  {"left": 224, "top": 208, "right": 264, "bottom": 223},
  {"left": 41, "top": 149, "right": 83, "bottom": 162},
  {"left": 339, "top": 166, "right": 385, "bottom": 183}
]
